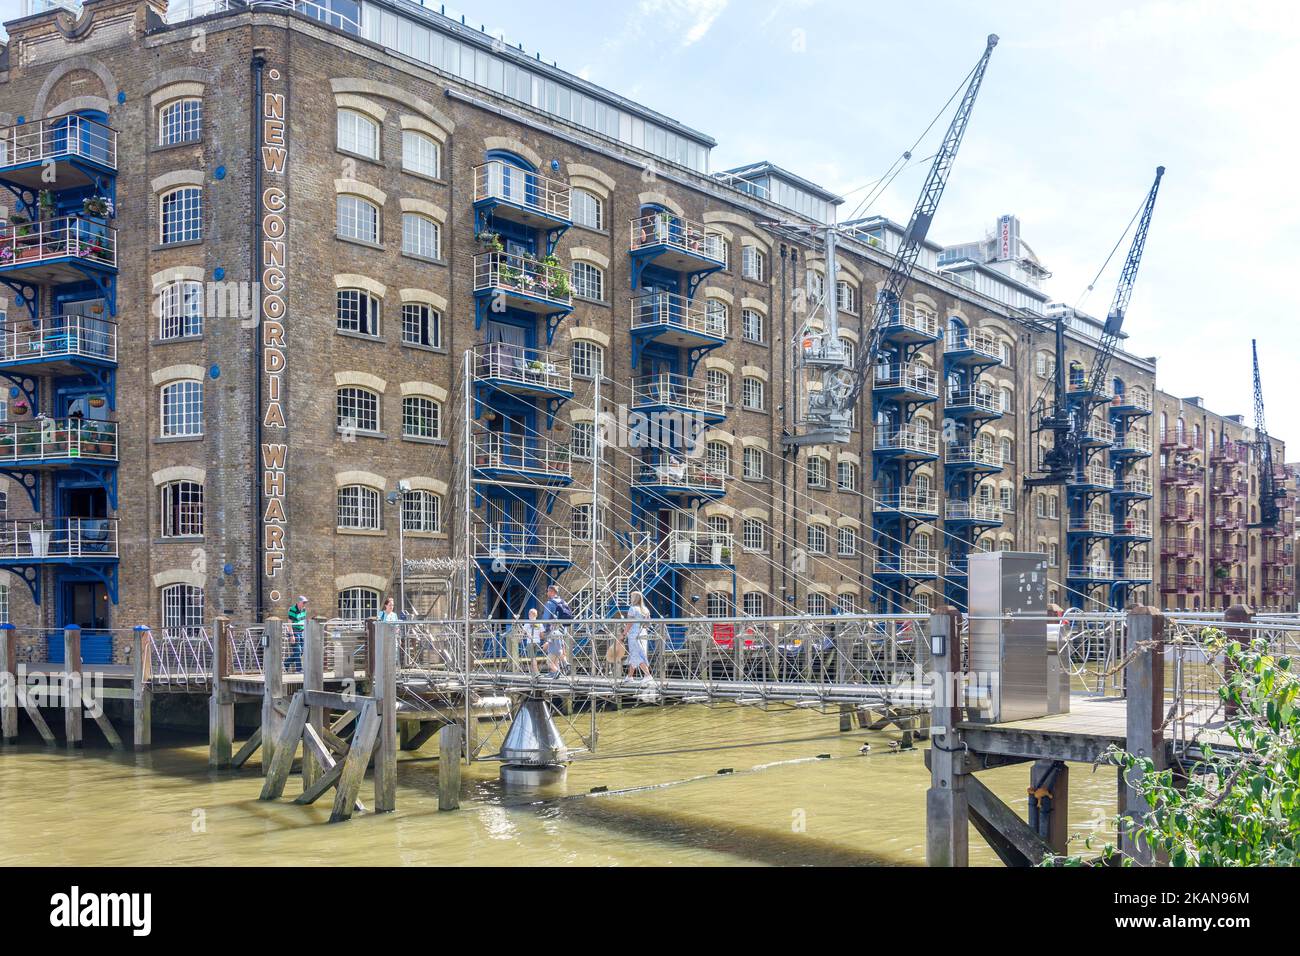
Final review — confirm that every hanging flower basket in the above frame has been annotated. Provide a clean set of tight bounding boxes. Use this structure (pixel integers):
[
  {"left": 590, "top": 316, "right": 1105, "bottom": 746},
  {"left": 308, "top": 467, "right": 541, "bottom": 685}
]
[{"left": 88, "top": 396, "right": 106, "bottom": 409}]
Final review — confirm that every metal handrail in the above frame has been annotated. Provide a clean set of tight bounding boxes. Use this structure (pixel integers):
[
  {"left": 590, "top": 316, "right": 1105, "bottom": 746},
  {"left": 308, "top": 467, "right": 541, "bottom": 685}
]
[
  {"left": 875, "top": 362, "right": 938, "bottom": 395},
  {"left": 0, "top": 418, "right": 117, "bottom": 463},
  {"left": 473, "top": 160, "right": 571, "bottom": 220},
  {"left": 0, "top": 314, "right": 116, "bottom": 364},
  {"left": 471, "top": 432, "right": 571, "bottom": 477},
  {"left": 0, "top": 114, "right": 116, "bottom": 169},
  {"left": 472, "top": 342, "right": 572, "bottom": 393},
  {"left": 473, "top": 251, "right": 571, "bottom": 307},
  {"left": 873, "top": 426, "right": 938, "bottom": 455},
  {"left": 0, "top": 216, "right": 117, "bottom": 269},
  {"left": 0, "top": 518, "right": 118, "bottom": 558},
  {"left": 629, "top": 213, "right": 725, "bottom": 264},
  {"left": 632, "top": 372, "right": 726, "bottom": 417},
  {"left": 630, "top": 290, "right": 724, "bottom": 338}
]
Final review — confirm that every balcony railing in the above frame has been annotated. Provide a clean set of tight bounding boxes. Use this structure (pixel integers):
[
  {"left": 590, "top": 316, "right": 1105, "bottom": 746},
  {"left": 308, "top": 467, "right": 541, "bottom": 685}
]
[
  {"left": 1161, "top": 464, "right": 1198, "bottom": 485},
  {"left": 1160, "top": 502, "right": 1192, "bottom": 522},
  {"left": 873, "top": 300, "right": 939, "bottom": 339},
  {"left": 630, "top": 291, "right": 725, "bottom": 339},
  {"left": 1211, "top": 543, "right": 1246, "bottom": 563},
  {"left": 876, "top": 550, "right": 939, "bottom": 576},
  {"left": 1069, "top": 562, "right": 1115, "bottom": 580},
  {"left": 663, "top": 530, "right": 734, "bottom": 565},
  {"left": 945, "top": 385, "right": 1000, "bottom": 414},
  {"left": 1212, "top": 477, "right": 1246, "bottom": 497},
  {"left": 944, "top": 327, "right": 1002, "bottom": 361},
  {"left": 945, "top": 500, "right": 1001, "bottom": 523},
  {"left": 0, "top": 314, "right": 116, "bottom": 365},
  {"left": 633, "top": 373, "right": 726, "bottom": 418},
  {"left": 471, "top": 433, "right": 571, "bottom": 479},
  {"left": 473, "top": 160, "right": 571, "bottom": 221},
  {"left": 874, "top": 362, "right": 938, "bottom": 397},
  {"left": 1067, "top": 373, "right": 1111, "bottom": 401},
  {"left": 874, "top": 489, "right": 939, "bottom": 515},
  {"left": 1114, "top": 431, "right": 1152, "bottom": 455},
  {"left": 629, "top": 213, "right": 726, "bottom": 264},
  {"left": 635, "top": 455, "right": 727, "bottom": 492},
  {"left": 1211, "top": 440, "right": 1249, "bottom": 463},
  {"left": 0, "top": 216, "right": 117, "bottom": 270},
  {"left": 1069, "top": 513, "right": 1114, "bottom": 535},
  {"left": 1069, "top": 465, "right": 1115, "bottom": 489},
  {"left": 1161, "top": 537, "right": 1192, "bottom": 557},
  {"left": 1115, "top": 516, "right": 1153, "bottom": 538},
  {"left": 945, "top": 442, "right": 1002, "bottom": 468},
  {"left": 0, "top": 418, "right": 117, "bottom": 464},
  {"left": 873, "top": 426, "right": 938, "bottom": 456},
  {"left": 1211, "top": 512, "right": 1244, "bottom": 530},
  {"left": 1161, "top": 574, "right": 1203, "bottom": 593},
  {"left": 473, "top": 251, "right": 572, "bottom": 308},
  {"left": 1263, "top": 548, "right": 1295, "bottom": 567},
  {"left": 1081, "top": 418, "right": 1116, "bottom": 445},
  {"left": 1115, "top": 475, "right": 1153, "bottom": 497},
  {"left": 471, "top": 523, "right": 572, "bottom": 563},
  {"left": 0, "top": 114, "right": 116, "bottom": 171},
  {"left": 1121, "top": 561, "right": 1154, "bottom": 580},
  {"left": 164, "top": 0, "right": 361, "bottom": 33},
  {"left": 472, "top": 343, "right": 572, "bottom": 394},
  {"left": 1110, "top": 389, "right": 1152, "bottom": 413},
  {"left": 1210, "top": 575, "right": 1247, "bottom": 595},
  {"left": 0, "top": 518, "right": 118, "bottom": 559}
]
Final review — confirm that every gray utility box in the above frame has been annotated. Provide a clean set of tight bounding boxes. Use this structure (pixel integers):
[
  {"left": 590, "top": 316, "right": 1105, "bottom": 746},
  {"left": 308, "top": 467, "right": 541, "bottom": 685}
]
[{"left": 967, "top": 551, "right": 1050, "bottom": 723}]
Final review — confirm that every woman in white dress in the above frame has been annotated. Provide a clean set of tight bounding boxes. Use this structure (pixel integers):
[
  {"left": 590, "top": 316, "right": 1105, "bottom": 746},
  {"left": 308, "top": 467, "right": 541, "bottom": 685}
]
[{"left": 624, "top": 591, "right": 652, "bottom": 681}]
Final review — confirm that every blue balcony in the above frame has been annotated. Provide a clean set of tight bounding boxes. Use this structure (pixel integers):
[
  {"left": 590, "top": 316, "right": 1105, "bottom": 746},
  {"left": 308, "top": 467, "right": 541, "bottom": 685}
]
[
  {"left": 0, "top": 115, "right": 116, "bottom": 192},
  {"left": 0, "top": 216, "right": 117, "bottom": 286},
  {"left": 873, "top": 426, "right": 939, "bottom": 463},
  {"left": 471, "top": 523, "right": 573, "bottom": 571},
  {"left": 0, "top": 518, "right": 118, "bottom": 564},
  {"left": 875, "top": 550, "right": 940, "bottom": 579},
  {"left": 661, "top": 531, "right": 735, "bottom": 569},
  {"left": 0, "top": 314, "right": 116, "bottom": 376},
  {"left": 470, "top": 433, "right": 572, "bottom": 487},
  {"left": 1111, "top": 476, "right": 1153, "bottom": 501},
  {"left": 874, "top": 488, "right": 940, "bottom": 520},
  {"left": 1067, "top": 513, "right": 1114, "bottom": 539},
  {"left": 472, "top": 251, "right": 573, "bottom": 341},
  {"left": 472, "top": 344, "right": 574, "bottom": 403},
  {"left": 1115, "top": 561, "right": 1153, "bottom": 583},
  {"left": 0, "top": 418, "right": 117, "bottom": 470},
  {"left": 943, "top": 327, "right": 1003, "bottom": 370},
  {"left": 628, "top": 213, "right": 725, "bottom": 293},
  {"left": 1112, "top": 515, "right": 1153, "bottom": 541},
  {"left": 629, "top": 291, "right": 726, "bottom": 371},
  {"left": 944, "top": 441, "right": 1003, "bottom": 475},
  {"left": 1066, "top": 465, "right": 1115, "bottom": 493},
  {"left": 1108, "top": 389, "right": 1153, "bottom": 418},
  {"left": 632, "top": 372, "right": 727, "bottom": 423},
  {"left": 945, "top": 385, "right": 1002, "bottom": 421},
  {"left": 1067, "top": 562, "right": 1116, "bottom": 583},
  {"left": 633, "top": 453, "right": 727, "bottom": 502},
  {"left": 873, "top": 362, "right": 939, "bottom": 404},
  {"left": 877, "top": 300, "right": 940, "bottom": 346},
  {"left": 944, "top": 499, "right": 1003, "bottom": 528},
  {"left": 473, "top": 161, "right": 571, "bottom": 252}
]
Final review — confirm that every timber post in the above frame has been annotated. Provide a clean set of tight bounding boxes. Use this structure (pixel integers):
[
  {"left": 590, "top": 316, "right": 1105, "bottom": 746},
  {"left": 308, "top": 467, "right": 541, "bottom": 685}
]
[
  {"left": 63, "top": 625, "right": 82, "bottom": 748},
  {"left": 0, "top": 623, "right": 16, "bottom": 744},
  {"left": 132, "top": 626, "right": 152, "bottom": 750},
  {"left": 438, "top": 722, "right": 462, "bottom": 810},
  {"left": 1120, "top": 606, "right": 1165, "bottom": 865},
  {"left": 373, "top": 620, "right": 397, "bottom": 813},
  {"left": 925, "top": 606, "right": 968, "bottom": 867},
  {"left": 261, "top": 617, "right": 285, "bottom": 774},
  {"left": 303, "top": 617, "right": 325, "bottom": 790},
  {"left": 1222, "top": 603, "right": 1252, "bottom": 719},
  {"left": 209, "top": 615, "right": 233, "bottom": 768}
]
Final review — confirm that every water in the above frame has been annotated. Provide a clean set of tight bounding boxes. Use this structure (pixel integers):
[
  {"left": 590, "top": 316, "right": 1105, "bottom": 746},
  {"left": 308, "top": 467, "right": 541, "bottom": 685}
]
[{"left": 0, "top": 706, "right": 1117, "bottom": 866}]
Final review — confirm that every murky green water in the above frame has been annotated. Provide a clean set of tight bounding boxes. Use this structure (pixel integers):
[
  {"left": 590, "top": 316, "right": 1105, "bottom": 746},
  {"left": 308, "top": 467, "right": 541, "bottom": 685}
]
[{"left": 0, "top": 706, "right": 1117, "bottom": 866}]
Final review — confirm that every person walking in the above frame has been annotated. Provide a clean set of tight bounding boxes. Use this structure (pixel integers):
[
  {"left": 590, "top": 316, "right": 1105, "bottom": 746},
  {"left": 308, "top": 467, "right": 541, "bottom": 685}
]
[
  {"left": 540, "top": 584, "right": 574, "bottom": 676},
  {"left": 521, "top": 608, "right": 545, "bottom": 674},
  {"left": 286, "top": 595, "right": 308, "bottom": 673},
  {"left": 624, "top": 591, "right": 653, "bottom": 682}
]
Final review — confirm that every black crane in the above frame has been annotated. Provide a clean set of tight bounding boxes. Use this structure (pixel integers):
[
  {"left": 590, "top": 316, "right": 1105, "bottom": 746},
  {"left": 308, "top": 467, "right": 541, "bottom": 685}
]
[
  {"left": 800, "top": 34, "right": 999, "bottom": 443},
  {"left": 1024, "top": 166, "right": 1165, "bottom": 488},
  {"left": 1250, "top": 339, "right": 1283, "bottom": 529}
]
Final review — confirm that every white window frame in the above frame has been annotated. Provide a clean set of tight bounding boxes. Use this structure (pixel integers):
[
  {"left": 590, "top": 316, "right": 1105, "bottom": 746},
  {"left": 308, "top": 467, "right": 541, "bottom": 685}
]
[
  {"left": 338, "top": 109, "right": 380, "bottom": 160},
  {"left": 160, "top": 379, "right": 203, "bottom": 438}
]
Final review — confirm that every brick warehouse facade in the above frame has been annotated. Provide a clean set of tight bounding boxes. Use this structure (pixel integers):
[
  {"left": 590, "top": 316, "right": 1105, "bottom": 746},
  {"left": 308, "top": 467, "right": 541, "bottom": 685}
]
[{"left": 0, "top": 0, "right": 1289, "bottom": 662}]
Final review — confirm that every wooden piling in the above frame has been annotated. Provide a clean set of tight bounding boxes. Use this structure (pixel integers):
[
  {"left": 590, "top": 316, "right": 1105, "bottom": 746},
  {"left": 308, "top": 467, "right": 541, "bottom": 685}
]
[
  {"left": 925, "top": 607, "right": 968, "bottom": 867},
  {"left": 1121, "top": 607, "right": 1165, "bottom": 866},
  {"left": 372, "top": 620, "right": 397, "bottom": 814},
  {"left": 438, "top": 722, "right": 462, "bottom": 811},
  {"left": 209, "top": 615, "right": 233, "bottom": 768},
  {"left": 1, "top": 624, "right": 16, "bottom": 744},
  {"left": 63, "top": 626, "right": 82, "bottom": 748},
  {"left": 303, "top": 618, "right": 325, "bottom": 791},
  {"left": 132, "top": 626, "right": 152, "bottom": 750},
  {"left": 261, "top": 617, "right": 285, "bottom": 775},
  {"left": 1223, "top": 604, "right": 1252, "bottom": 719},
  {"left": 259, "top": 691, "right": 307, "bottom": 801},
  {"left": 331, "top": 699, "right": 379, "bottom": 823}
]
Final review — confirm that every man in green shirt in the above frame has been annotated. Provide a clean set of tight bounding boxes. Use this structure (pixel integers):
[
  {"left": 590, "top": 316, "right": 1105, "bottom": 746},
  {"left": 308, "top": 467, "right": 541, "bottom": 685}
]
[{"left": 286, "top": 595, "right": 308, "bottom": 672}]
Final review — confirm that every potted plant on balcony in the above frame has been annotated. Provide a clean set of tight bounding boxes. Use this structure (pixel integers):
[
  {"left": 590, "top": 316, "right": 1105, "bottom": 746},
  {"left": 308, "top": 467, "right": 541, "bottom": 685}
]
[
  {"left": 476, "top": 231, "right": 503, "bottom": 253},
  {"left": 542, "top": 254, "right": 570, "bottom": 298},
  {"left": 82, "top": 195, "right": 113, "bottom": 219},
  {"left": 38, "top": 190, "right": 55, "bottom": 218}
]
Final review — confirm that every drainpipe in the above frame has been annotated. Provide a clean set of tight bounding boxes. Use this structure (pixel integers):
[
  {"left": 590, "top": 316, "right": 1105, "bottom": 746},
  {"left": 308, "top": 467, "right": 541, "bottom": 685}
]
[
  {"left": 251, "top": 53, "right": 266, "bottom": 623},
  {"left": 778, "top": 243, "right": 789, "bottom": 610}
]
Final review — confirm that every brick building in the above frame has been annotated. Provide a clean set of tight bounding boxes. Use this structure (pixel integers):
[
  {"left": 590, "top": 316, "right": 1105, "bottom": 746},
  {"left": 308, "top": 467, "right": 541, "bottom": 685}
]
[{"left": 0, "top": 0, "right": 1289, "bottom": 662}]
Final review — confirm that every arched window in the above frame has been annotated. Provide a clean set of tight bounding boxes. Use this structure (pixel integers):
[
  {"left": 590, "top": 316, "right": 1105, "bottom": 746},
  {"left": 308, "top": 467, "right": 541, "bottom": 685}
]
[
  {"left": 571, "top": 188, "right": 603, "bottom": 230},
  {"left": 338, "top": 587, "right": 381, "bottom": 621},
  {"left": 337, "top": 485, "right": 381, "bottom": 530},
  {"left": 160, "top": 186, "right": 202, "bottom": 244},
  {"left": 337, "top": 289, "right": 381, "bottom": 336},
  {"left": 401, "top": 130, "right": 440, "bottom": 178},
  {"left": 706, "top": 440, "right": 731, "bottom": 476},
  {"left": 572, "top": 262, "right": 605, "bottom": 301},
  {"left": 807, "top": 523, "right": 828, "bottom": 554},
  {"left": 836, "top": 281, "right": 857, "bottom": 314},
  {"left": 401, "top": 303, "right": 441, "bottom": 349},
  {"left": 743, "top": 446, "right": 764, "bottom": 480},
  {"left": 706, "top": 299, "right": 729, "bottom": 337},
  {"left": 837, "top": 526, "right": 857, "bottom": 557},
  {"left": 806, "top": 454, "right": 827, "bottom": 488},
  {"left": 160, "top": 480, "right": 204, "bottom": 538},
  {"left": 742, "top": 592, "right": 766, "bottom": 617},
  {"left": 837, "top": 460, "right": 857, "bottom": 490},
  {"left": 337, "top": 109, "right": 380, "bottom": 160},
  {"left": 742, "top": 517, "right": 765, "bottom": 551},
  {"left": 337, "top": 386, "right": 379, "bottom": 434},
  {"left": 706, "top": 369, "right": 730, "bottom": 405},
  {"left": 807, "top": 592, "right": 828, "bottom": 615},
  {"left": 402, "top": 490, "right": 442, "bottom": 532},
  {"left": 161, "top": 583, "right": 204, "bottom": 631},
  {"left": 158, "top": 97, "right": 202, "bottom": 146},
  {"left": 337, "top": 194, "right": 379, "bottom": 243},
  {"left": 158, "top": 280, "right": 203, "bottom": 339},
  {"left": 401, "top": 213, "right": 440, "bottom": 259},
  {"left": 402, "top": 396, "right": 442, "bottom": 440},
  {"left": 160, "top": 380, "right": 203, "bottom": 437},
  {"left": 741, "top": 308, "right": 763, "bottom": 343},
  {"left": 741, "top": 376, "right": 764, "bottom": 410},
  {"left": 571, "top": 340, "right": 604, "bottom": 379}
]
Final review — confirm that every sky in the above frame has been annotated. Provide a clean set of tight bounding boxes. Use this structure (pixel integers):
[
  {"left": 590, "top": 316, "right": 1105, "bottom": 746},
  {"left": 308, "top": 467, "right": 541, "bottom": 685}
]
[{"left": 2, "top": 0, "right": 1296, "bottom": 447}]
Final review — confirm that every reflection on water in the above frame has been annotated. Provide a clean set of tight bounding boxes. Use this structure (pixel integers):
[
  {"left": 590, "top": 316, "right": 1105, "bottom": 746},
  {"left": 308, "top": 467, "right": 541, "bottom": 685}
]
[{"left": 0, "top": 705, "right": 1116, "bottom": 866}]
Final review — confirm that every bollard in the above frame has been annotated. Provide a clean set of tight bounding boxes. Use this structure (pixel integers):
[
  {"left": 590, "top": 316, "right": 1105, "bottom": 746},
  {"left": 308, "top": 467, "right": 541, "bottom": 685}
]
[
  {"left": 63, "top": 625, "right": 82, "bottom": 748},
  {"left": 209, "top": 615, "right": 233, "bottom": 768},
  {"left": 261, "top": 617, "right": 285, "bottom": 775},
  {"left": 1, "top": 624, "right": 16, "bottom": 744},
  {"left": 1121, "top": 606, "right": 1165, "bottom": 866},
  {"left": 132, "top": 626, "right": 152, "bottom": 750},
  {"left": 925, "top": 607, "right": 968, "bottom": 867}
]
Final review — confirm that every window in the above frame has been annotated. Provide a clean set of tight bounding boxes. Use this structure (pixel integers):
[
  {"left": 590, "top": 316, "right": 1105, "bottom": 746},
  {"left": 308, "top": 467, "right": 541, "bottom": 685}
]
[
  {"left": 836, "top": 592, "right": 858, "bottom": 614},
  {"left": 1035, "top": 351, "right": 1055, "bottom": 378},
  {"left": 837, "top": 461, "right": 857, "bottom": 491},
  {"left": 337, "top": 485, "right": 381, "bottom": 530},
  {"left": 337, "top": 289, "right": 381, "bottom": 336},
  {"left": 160, "top": 380, "right": 202, "bottom": 437},
  {"left": 572, "top": 421, "right": 594, "bottom": 460},
  {"left": 160, "top": 480, "right": 204, "bottom": 537},
  {"left": 742, "top": 245, "right": 765, "bottom": 281},
  {"left": 338, "top": 587, "right": 381, "bottom": 621},
  {"left": 808, "top": 523, "right": 828, "bottom": 554},
  {"left": 836, "top": 280, "right": 857, "bottom": 314},
  {"left": 572, "top": 340, "right": 604, "bottom": 379},
  {"left": 807, "top": 456, "right": 827, "bottom": 488},
  {"left": 706, "top": 440, "right": 730, "bottom": 476},
  {"left": 337, "top": 387, "right": 379, "bottom": 434},
  {"left": 741, "top": 308, "right": 764, "bottom": 343},
  {"left": 999, "top": 387, "right": 1013, "bottom": 412},
  {"left": 807, "top": 270, "right": 825, "bottom": 302},
  {"left": 337, "top": 195, "right": 379, "bottom": 244},
  {"left": 401, "top": 214, "right": 440, "bottom": 259},
  {"left": 402, "top": 396, "right": 441, "bottom": 440},
  {"left": 706, "top": 369, "right": 730, "bottom": 406},
  {"left": 914, "top": 591, "right": 931, "bottom": 613},
  {"left": 401, "top": 130, "right": 440, "bottom": 177},
  {"left": 337, "top": 109, "right": 380, "bottom": 160},
  {"left": 1036, "top": 493, "right": 1046, "bottom": 518},
  {"left": 742, "top": 591, "right": 766, "bottom": 617},
  {"left": 161, "top": 583, "right": 204, "bottom": 630},
  {"left": 160, "top": 187, "right": 202, "bottom": 244},
  {"left": 1049, "top": 543, "right": 1060, "bottom": 568},
  {"left": 837, "top": 526, "right": 858, "bottom": 557},
  {"left": 572, "top": 189, "right": 603, "bottom": 230},
  {"left": 159, "top": 97, "right": 202, "bottom": 146},
  {"left": 807, "top": 592, "right": 829, "bottom": 615},
  {"left": 706, "top": 300, "right": 728, "bottom": 336},
  {"left": 707, "top": 515, "right": 730, "bottom": 539},
  {"left": 706, "top": 592, "right": 732, "bottom": 618},
  {"left": 401, "top": 303, "right": 441, "bottom": 348},
  {"left": 158, "top": 280, "right": 203, "bottom": 339},
  {"left": 743, "top": 446, "right": 764, "bottom": 481},
  {"left": 1048, "top": 495, "right": 1059, "bottom": 519},
  {"left": 572, "top": 262, "right": 605, "bottom": 301},
  {"left": 1000, "top": 485, "right": 1014, "bottom": 513},
  {"left": 0, "top": 584, "right": 7, "bottom": 625},
  {"left": 1000, "top": 437, "right": 1014, "bottom": 465},
  {"left": 402, "top": 490, "right": 442, "bottom": 532},
  {"left": 742, "top": 517, "right": 766, "bottom": 552},
  {"left": 741, "top": 376, "right": 764, "bottom": 411},
  {"left": 571, "top": 503, "right": 594, "bottom": 541}
]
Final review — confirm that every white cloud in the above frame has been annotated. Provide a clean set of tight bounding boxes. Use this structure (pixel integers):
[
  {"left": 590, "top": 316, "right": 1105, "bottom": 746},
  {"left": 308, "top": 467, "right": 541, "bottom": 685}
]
[{"left": 633, "top": 0, "right": 729, "bottom": 47}]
